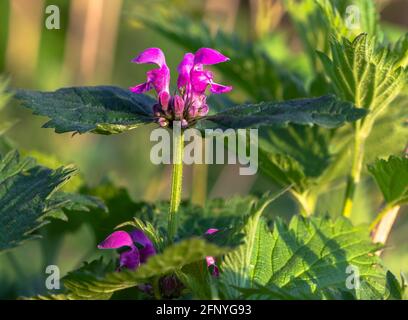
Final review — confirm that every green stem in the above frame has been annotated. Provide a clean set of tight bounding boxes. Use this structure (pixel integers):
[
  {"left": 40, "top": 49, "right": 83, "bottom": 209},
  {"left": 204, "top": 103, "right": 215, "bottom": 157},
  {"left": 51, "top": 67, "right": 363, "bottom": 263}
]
[
  {"left": 167, "top": 127, "right": 184, "bottom": 243},
  {"left": 293, "top": 191, "right": 315, "bottom": 217},
  {"left": 341, "top": 127, "right": 367, "bottom": 218}
]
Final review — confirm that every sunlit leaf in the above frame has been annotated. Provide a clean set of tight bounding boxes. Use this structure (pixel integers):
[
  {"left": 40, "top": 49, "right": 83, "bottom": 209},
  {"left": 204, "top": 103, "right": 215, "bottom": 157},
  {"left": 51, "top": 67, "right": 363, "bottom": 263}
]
[
  {"left": 223, "top": 214, "right": 394, "bottom": 299},
  {"left": 368, "top": 156, "right": 408, "bottom": 206}
]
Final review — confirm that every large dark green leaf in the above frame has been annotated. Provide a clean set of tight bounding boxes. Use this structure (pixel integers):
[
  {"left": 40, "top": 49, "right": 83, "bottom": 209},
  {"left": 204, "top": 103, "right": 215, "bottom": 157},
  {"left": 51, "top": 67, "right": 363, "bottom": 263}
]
[
  {"left": 198, "top": 95, "right": 366, "bottom": 129},
  {"left": 0, "top": 151, "right": 78, "bottom": 252},
  {"left": 14, "top": 86, "right": 155, "bottom": 135}
]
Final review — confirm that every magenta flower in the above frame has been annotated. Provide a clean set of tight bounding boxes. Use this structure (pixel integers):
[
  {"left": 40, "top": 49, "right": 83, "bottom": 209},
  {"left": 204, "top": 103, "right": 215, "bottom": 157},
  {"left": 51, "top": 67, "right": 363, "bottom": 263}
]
[
  {"left": 130, "top": 47, "right": 232, "bottom": 128},
  {"left": 97, "top": 229, "right": 156, "bottom": 270},
  {"left": 205, "top": 228, "right": 220, "bottom": 277}
]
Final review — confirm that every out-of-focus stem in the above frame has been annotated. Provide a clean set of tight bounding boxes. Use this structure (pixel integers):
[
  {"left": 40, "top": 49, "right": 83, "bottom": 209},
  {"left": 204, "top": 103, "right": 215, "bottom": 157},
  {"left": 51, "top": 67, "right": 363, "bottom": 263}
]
[
  {"left": 191, "top": 163, "right": 208, "bottom": 207},
  {"left": 341, "top": 128, "right": 367, "bottom": 217},
  {"left": 167, "top": 127, "right": 184, "bottom": 243},
  {"left": 370, "top": 205, "right": 400, "bottom": 252}
]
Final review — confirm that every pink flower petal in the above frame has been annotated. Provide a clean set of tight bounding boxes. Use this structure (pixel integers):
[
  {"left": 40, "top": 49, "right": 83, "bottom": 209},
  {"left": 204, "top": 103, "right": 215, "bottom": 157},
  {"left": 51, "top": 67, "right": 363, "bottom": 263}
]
[
  {"left": 190, "top": 70, "right": 212, "bottom": 95},
  {"left": 132, "top": 48, "right": 166, "bottom": 68},
  {"left": 210, "top": 83, "right": 233, "bottom": 94},
  {"left": 129, "top": 82, "right": 151, "bottom": 94},
  {"left": 194, "top": 48, "right": 230, "bottom": 65},
  {"left": 131, "top": 48, "right": 170, "bottom": 95},
  {"left": 205, "top": 228, "right": 219, "bottom": 235},
  {"left": 177, "top": 53, "right": 194, "bottom": 90},
  {"left": 97, "top": 231, "right": 133, "bottom": 249}
]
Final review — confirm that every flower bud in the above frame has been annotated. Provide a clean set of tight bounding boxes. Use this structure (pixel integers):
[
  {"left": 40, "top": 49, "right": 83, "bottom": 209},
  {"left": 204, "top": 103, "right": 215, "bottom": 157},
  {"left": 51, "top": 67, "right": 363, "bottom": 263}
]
[
  {"left": 159, "top": 91, "right": 170, "bottom": 111},
  {"left": 158, "top": 117, "right": 168, "bottom": 127},
  {"left": 172, "top": 95, "right": 185, "bottom": 119},
  {"left": 181, "top": 119, "right": 188, "bottom": 128}
]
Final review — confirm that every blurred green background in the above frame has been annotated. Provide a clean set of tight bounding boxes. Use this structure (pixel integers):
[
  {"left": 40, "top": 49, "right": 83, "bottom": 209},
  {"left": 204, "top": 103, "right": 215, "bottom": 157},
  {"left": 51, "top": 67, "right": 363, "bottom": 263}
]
[{"left": 0, "top": 0, "right": 407, "bottom": 298}]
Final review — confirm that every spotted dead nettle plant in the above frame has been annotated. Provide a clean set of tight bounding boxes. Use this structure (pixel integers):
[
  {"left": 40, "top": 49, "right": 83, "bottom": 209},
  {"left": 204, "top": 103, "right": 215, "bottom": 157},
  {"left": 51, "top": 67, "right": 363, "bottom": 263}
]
[{"left": 11, "top": 8, "right": 404, "bottom": 298}]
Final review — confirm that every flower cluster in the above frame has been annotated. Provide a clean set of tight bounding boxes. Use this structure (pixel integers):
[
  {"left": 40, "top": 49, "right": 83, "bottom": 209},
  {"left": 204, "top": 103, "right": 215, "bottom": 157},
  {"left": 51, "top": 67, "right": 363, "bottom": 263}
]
[{"left": 130, "top": 47, "right": 232, "bottom": 128}]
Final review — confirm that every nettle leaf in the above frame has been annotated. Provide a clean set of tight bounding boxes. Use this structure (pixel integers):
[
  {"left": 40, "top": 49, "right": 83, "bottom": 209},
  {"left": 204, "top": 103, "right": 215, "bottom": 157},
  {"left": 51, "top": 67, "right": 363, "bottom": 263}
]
[
  {"left": 221, "top": 207, "right": 394, "bottom": 299},
  {"left": 391, "top": 33, "right": 408, "bottom": 68},
  {"left": 258, "top": 125, "right": 332, "bottom": 194},
  {"left": 43, "top": 192, "right": 108, "bottom": 222},
  {"left": 285, "top": 0, "right": 380, "bottom": 70},
  {"left": 14, "top": 86, "right": 155, "bottom": 135},
  {"left": 61, "top": 238, "right": 228, "bottom": 299},
  {"left": 0, "top": 150, "right": 36, "bottom": 183},
  {"left": 368, "top": 156, "right": 408, "bottom": 206},
  {"left": 0, "top": 151, "right": 78, "bottom": 252},
  {"left": 197, "top": 95, "right": 366, "bottom": 130},
  {"left": 318, "top": 34, "right": 407, "bottom": 117},
  {"left": 259, "top": 152, "right": 308, "bottom": 193}
]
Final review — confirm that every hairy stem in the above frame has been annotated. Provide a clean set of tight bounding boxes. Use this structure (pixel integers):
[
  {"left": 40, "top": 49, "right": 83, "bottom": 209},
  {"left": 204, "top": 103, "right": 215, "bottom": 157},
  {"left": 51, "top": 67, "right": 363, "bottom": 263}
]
[
  {"left": 167, "top": 127, "right": 184, "bottom": 243},
  {"left": 341, "top": 128, "right": 367, "bottom": 217}
]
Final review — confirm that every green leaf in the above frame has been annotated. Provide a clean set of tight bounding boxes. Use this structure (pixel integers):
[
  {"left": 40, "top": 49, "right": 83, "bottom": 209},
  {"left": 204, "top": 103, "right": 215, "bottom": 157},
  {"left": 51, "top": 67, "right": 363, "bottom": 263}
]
[
  {"left": 385, "top": 271, "right": 404, "bottom": 300},
  {"left": 44, "top": 192, "right": 108, "bottom": 222},
  {"left": 318, "top": 34, "right": 407, "bottom": 117},
  {"left": 0, "top": 150, "right": 36, "bottom": 183},
  {"left": 61, "top": 238, "right": 228, "bottom": 299},
  {"left": 285, "top": 0, "right": 381, "bottom": 70},
  {"left": 0, "top": 151, "right": 78, "bottom": 253},
  {"left": 221, "top": 212, "right": 393, "bottom": 299},
  {"left": 197, "top": 95, "right": 366, "bottom": 130},
  {"left": 22, "top": 149, "right": 85, "bottom": 193},
  {"left": 218, "top": 190, "right": 291, "bottom": 298},
  {"left": 14, "top": 86, "right": 155, "bottom": 135},
  {"left": 368, "top": 156, "right": 408, "bottom": 206},
  {"left": 259, "top": 152, "right": 308, "bottom": 193},
  {"left": 258, "top": 125, "right": 332, "bottom": 194}
]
